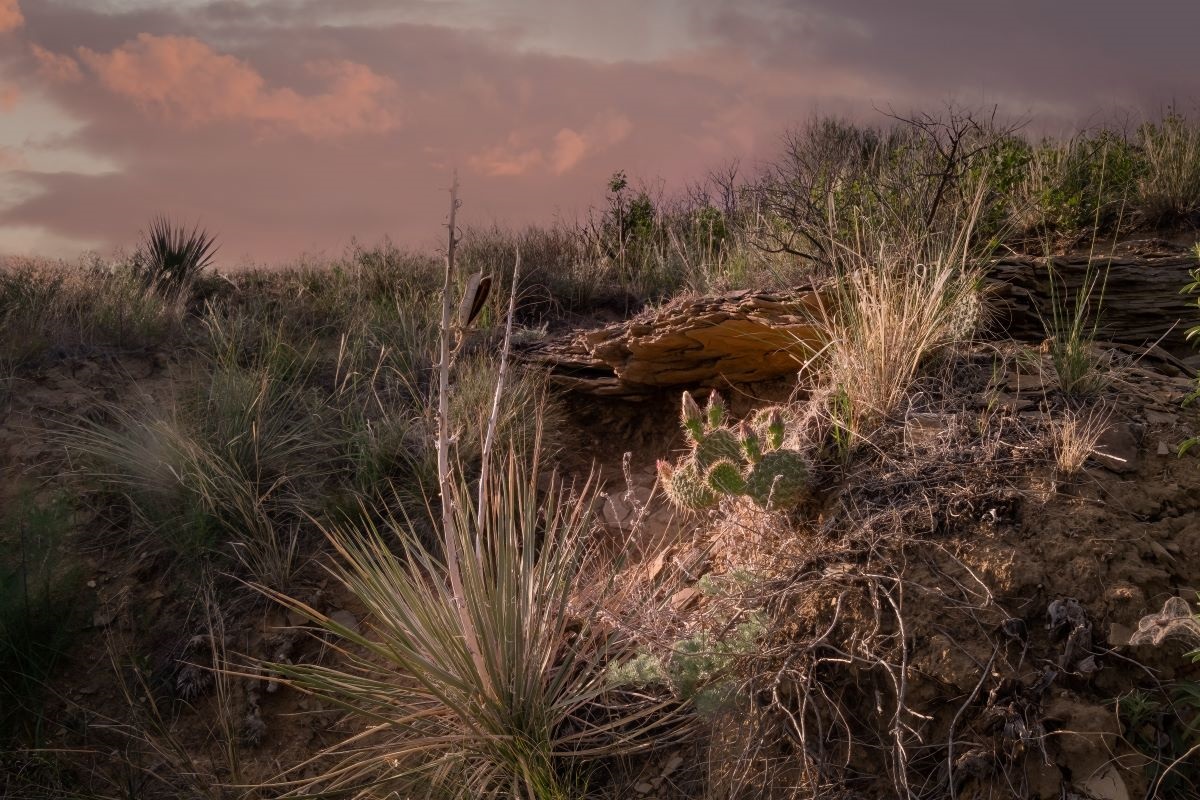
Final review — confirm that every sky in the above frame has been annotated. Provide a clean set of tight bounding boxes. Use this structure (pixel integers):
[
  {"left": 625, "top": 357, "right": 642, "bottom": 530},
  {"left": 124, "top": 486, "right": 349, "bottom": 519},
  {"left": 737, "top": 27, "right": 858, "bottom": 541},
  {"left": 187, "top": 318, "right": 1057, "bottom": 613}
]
[{"left": 0, "top": 0, "right": 1198, "bottom": 264}]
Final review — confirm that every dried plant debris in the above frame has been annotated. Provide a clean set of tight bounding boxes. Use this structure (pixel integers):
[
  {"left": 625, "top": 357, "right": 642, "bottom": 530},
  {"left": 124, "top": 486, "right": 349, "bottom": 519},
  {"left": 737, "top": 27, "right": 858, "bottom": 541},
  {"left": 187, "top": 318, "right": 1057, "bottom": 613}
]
[{"left": 1129, "top": 596, "right": 1200, "bottom": 648}]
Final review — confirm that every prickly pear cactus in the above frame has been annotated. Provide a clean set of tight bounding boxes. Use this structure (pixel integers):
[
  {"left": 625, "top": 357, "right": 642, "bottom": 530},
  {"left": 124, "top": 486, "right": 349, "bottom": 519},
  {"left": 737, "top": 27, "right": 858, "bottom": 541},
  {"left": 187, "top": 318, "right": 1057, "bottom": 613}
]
[
  {"left": 658, "top": 459, "right": 718, "bottom": 511},
  {"left": 744, "top": 450, "right": 808, "bottom": 509},
  {"left": 706, "top": 459, "right": 747, "bottom": 495},
  {"left": 695, "top": 428, "right": 742, "bottom": 469},
  {"left": 659, "top": 391, "right": 810, "bottom": 512}
]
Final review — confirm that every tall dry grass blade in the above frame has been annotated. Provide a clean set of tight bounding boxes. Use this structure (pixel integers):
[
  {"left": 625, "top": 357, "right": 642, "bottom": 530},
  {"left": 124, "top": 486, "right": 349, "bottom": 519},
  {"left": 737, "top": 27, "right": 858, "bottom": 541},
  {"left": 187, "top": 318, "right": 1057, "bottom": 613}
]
[{"left": 478, "top": 243, "right": 521, "bottom": 527}]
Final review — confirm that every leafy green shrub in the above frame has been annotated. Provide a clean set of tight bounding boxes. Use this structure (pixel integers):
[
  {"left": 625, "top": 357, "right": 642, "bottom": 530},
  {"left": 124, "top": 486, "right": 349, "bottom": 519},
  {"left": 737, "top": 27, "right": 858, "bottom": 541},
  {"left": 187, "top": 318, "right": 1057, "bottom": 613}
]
[{"left": 1060, "top": 132, "right": 1138, "bottom": 232}]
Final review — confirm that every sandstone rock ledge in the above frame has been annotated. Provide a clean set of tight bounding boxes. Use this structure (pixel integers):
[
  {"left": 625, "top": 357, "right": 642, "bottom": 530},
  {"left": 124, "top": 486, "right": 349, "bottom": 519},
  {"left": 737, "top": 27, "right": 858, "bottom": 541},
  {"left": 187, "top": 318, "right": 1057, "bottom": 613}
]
[
  {"left": 523, "top": 244, "right": 1200, "bottom": 398},
  {"left": 520, "top": 287, "right": 827, "bottom": 397}
]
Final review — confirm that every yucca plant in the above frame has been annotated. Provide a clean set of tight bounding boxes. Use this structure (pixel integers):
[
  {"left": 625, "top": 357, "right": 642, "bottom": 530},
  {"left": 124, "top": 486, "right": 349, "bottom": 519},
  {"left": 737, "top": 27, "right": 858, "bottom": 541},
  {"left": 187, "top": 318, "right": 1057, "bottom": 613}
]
[
  {"left": 256, "top": 179, "right": 683, "bottom": 798},
  {"left": 137, "top": 215, "right": 219, "bottom": 300},
  {"left": 258, "top": 458, "right": 682, "bottom": 798}
]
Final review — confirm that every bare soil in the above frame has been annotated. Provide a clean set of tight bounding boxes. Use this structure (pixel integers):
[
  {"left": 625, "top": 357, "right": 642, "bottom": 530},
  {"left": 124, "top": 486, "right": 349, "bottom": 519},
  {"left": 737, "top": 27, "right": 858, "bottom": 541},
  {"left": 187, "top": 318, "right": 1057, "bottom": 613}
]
[{"left": 3, "top": 337, "right": 1200, "bottom": 799}]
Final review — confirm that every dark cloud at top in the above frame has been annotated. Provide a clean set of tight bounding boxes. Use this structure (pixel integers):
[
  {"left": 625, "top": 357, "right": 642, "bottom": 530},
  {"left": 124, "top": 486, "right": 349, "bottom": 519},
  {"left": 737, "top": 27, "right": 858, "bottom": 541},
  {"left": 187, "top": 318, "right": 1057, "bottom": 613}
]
[{"left": 0, "top": 0, "right": 1193, "bottom": 262}]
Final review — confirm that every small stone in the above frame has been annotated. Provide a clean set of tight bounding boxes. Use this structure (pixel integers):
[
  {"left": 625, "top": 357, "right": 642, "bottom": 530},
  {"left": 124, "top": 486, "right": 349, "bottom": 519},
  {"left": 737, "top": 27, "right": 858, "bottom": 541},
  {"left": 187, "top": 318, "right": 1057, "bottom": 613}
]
[
  {"left": 645, "top": 550, "right": 670, "bottom": 582},
  {"left": 904, "top": 413, "right": 948, "bottom": 446},
  {"left": 670, "top": 587, "right": 700, "bottom": 611},
  {"left": 661, "top": 755, "right": 684, "bottom": 776},
  {"left": 328, "top": 610, "right": 360, "bottom": 636},
  {"left": 1082, "top": 767, "right": 1130, "bottom": 800},
  {"left": 91, "top": 608, "right": 117, "bottom": 628},
  {"left": 634, "top": 782, "right": 654, "bottom": 794},
  {"left": 1094, "top": 422, "right": 1139, "bottom": 474},
  {"left": 1157, "top": 440, "right": 1171, "bottom": 456},
  {"left": 600, "top": 494, "right": 631, "bottom": 527},
  {"left": 993, "top": 393, "right": 1036, "bottom": 413},
  {"left": 1006, "top": 371, "right": 1050, "bottom": 393}
]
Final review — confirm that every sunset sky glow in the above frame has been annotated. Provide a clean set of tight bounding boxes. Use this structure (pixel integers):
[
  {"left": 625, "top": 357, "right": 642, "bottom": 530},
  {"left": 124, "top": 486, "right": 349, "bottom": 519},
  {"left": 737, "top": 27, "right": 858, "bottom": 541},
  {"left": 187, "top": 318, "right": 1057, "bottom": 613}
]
[{"left": 0, "top": 0, "right": 1196, "bottom": 263}]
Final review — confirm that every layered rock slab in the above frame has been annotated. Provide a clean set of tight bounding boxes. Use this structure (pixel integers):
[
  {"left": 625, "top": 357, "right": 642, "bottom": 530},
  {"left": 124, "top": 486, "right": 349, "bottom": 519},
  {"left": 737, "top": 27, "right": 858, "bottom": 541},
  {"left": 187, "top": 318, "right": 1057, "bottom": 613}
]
[{"left": 521, "top": 286, "right": 826, "bottom": 397}]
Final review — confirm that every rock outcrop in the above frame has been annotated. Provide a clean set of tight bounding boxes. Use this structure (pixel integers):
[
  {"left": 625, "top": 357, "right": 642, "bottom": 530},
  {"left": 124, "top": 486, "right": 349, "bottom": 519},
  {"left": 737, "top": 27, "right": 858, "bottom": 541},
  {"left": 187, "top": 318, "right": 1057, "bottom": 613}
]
[
  {"left": 523, "top": 244, "right": 1200, "bottom": 397},
  {"left": 988, "top": 243, "right": 1199, "bottom": 352},
  {"left": 521, "top": 287, "right": 827, "bottom": 397}
]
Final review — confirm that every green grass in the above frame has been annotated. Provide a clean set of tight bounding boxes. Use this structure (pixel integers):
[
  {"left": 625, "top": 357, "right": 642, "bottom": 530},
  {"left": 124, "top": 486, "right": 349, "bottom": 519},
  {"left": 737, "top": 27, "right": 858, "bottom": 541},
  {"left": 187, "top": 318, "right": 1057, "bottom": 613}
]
[
  {"left": 0, "top": 491, "right": 82, "bottom": 745},
  {"left": 0, "top": 260, "right": 186, "bottom": 366}
]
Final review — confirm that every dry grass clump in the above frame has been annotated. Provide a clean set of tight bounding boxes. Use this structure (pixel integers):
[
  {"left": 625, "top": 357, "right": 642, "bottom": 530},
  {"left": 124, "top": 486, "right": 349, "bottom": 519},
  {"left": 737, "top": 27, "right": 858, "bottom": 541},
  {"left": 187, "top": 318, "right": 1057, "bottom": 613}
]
[
  {"left": 0, "top": 258, "right": 187, "bottom": 365},
  {"left": 811, "top": 254, "right": 982, "bottom": 439},
  {"left": 1048, "top": 403, "right": 1114, "bottom": 475}
]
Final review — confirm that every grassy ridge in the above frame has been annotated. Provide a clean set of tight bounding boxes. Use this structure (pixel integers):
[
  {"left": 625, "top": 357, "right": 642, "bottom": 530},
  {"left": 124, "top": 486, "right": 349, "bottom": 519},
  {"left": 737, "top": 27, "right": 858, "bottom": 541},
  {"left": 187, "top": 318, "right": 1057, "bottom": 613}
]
[{"left": 1, "top": 106, "right": 1200, "bottom": 798}]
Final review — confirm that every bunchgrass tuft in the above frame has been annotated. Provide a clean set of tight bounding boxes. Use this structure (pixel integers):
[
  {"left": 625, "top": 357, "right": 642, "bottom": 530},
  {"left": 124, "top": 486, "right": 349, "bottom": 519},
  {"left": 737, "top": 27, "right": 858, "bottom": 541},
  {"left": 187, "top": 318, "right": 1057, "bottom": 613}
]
[
  {"left": 810, "top": 252, "right": 982, "bottom": 440},
  {"left": 1049, "top": 403, "right": 1113, "bottom": 475},
  {"left": 0, "top": 491, "right": 82, "bottom": 744}
]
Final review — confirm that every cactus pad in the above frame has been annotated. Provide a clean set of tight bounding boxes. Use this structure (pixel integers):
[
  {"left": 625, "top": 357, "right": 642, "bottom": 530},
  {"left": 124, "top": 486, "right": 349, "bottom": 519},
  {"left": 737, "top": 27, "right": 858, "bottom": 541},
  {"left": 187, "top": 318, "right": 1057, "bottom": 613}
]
[
  {"left": 705, "top": 392, "right": 727, "bottom": 429},
  {"left": 706, "top": 460, "right": 747, "bottom": 495},
  {"left": 661, "top": 460, "right": 718, "bottom": 511},
  {"left": 745, "top": 450, "right": 808, "bottom": 509},
  {"left": 681, "top": 391, "right": 704, "bottom": 441},
  {"left": 695, "top": 427, "right": 743, "bottom": 469}
]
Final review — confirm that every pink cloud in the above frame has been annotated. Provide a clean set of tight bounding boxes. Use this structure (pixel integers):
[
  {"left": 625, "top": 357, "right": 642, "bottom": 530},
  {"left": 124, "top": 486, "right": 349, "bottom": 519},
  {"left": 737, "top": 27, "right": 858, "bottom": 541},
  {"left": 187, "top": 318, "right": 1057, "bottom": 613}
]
[
  {"left": 0, "top": 84, "right": 18, "bottom": 111},
  {"left": 74, "top": 34, "right": 400, "bottom": 140},
  {"left": 31, "top": 44, "right": 83, "bottom": 83},
  {"left": 469, "top": 134, "right": 544, "bottom": 177},
  {"left": 471, "top": 112, "right": 633, "bottom": 177},
  {"left": 0, "top": 146, "right": 25, "bottom": 170},
  {"left": 6, "top": 1, "right": 1200, "bottom": 263},
  {"left": 0, "top": 0, "right": 23, "bottom": 33}
]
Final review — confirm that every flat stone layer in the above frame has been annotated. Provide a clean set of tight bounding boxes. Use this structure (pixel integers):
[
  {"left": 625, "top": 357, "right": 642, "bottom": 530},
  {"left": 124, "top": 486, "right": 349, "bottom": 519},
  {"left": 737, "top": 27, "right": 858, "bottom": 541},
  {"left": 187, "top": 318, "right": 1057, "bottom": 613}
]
[
  {"left": 522, "top": 286, "right": 826, "bottom": 397},
  {"left": 986, "top": 246, "right": 1199, "bottom": 352},
  {"left": 524, "top": 243, "right": 1200, "bottom": 396}
]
